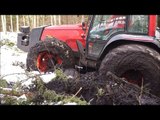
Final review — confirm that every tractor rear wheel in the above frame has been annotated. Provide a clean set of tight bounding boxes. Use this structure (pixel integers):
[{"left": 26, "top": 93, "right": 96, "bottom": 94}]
[
  {"left": 99, "top": 44, "right": 160, "bottom": 96},
  {"left": 26, "top": 38, "right": 75, "bottom": 72}
]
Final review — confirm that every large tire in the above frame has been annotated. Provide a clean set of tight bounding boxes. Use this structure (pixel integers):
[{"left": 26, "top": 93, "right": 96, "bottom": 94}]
[
  {"left": 99, "top": 44, "right": 160, "bottom": 96},
  {"left": 26, "top": 38, "right": 75, "bottom": 72}
]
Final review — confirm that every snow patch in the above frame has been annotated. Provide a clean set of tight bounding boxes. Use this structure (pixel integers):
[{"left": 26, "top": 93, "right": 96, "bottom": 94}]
[
  {"left": 40, "top": 73, "right": 56, "bottom": 83},
  {"left": 0, "top": 94, "right": 5, "bottom": 98},
  {"left": 21, "top": 78, "right": 34, "bottom": 87},
  {"left": 55, "top": 101, "right": 62, "bottom": 105},
  {"left": 0, "top": 87, "right": 12, "bottom": 91},
  {"left": 64, "top": 102, "right": 77, "bottom": 105},
  {"left": 17, "top": 94, "right": 27, "bottom": 101},
  {"left": 0, "top": 32, "right": 18, "bottom": 42}
]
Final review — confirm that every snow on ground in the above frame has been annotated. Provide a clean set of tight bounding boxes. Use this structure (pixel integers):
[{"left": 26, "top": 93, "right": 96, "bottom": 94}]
[
  {"left": 0, "top": 32, "right": 18, "bottom": 43},
  {"left": 64, "top": 102, "right": 77, "bottom": 105},
  {"left": 17, "top": 94, "right": 27, "bottom": 101},
  {"left": 0, "top": 32, "right": 55, "bottom": 86},
  {"left": 1, "top": 45, "right": 28, "bottom": 82},
  {"left": 0, "top": 32, "right": 27, "bottom": 82},
  {"left": 0, "top": 32, "right": 80, "bottom": 105}
]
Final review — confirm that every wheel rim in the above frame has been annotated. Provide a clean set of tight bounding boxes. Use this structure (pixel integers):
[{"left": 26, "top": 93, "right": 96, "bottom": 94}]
[
  {"left": 37, "top": 52, "right": 62, "bottom": 72},
  {"left": 121, "top": 70, "right": 143, "bottom": 86}
]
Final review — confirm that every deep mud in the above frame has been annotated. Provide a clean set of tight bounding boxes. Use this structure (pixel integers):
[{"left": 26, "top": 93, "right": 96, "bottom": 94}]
[{"left": 45, "top": 71, "right": 160, "bottom": 105}]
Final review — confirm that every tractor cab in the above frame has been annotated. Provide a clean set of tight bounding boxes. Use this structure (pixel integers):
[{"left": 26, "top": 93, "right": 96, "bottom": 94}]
[{"left": 77, "top": 15, "right": 158, "bottom": 68}]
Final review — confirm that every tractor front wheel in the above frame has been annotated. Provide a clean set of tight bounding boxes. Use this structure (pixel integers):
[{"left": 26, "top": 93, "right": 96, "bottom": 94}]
[{"left": 26, "top": 38, "right": 75, "bottom": 72}]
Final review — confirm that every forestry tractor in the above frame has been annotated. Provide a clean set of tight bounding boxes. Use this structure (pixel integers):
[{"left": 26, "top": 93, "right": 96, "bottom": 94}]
[{"left": 17, "top": 15, "right": 160, "bottom": 96}]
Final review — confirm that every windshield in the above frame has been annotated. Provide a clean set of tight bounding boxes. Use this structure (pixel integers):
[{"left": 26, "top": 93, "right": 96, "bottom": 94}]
[{"left": 89, "top": 15, "right": 126, "bottom": 41}]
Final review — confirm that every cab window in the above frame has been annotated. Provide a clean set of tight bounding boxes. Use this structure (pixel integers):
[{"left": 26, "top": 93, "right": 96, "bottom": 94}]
[{"left": 128, "top": 15, "right": 148, "bottom": 34}]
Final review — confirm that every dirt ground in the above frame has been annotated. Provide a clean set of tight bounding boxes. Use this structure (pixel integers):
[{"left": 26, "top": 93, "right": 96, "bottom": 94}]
[{"left": 45, "top": 70, "right": 160, "bottom": 105}]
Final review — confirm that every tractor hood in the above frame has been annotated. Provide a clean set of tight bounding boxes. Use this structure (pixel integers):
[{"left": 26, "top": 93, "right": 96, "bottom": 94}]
[
  {"left": 45, "top": 24, "right": 83, "bottom": 30},
  {"left": 41, "top": 24, "right": 84, "bottom": 41},
  {"left": 40, "top": 24, "right": 86, "bottom": 52}
]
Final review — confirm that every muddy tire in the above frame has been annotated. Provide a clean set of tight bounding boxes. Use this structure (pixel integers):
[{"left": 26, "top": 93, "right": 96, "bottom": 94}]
[
  {"left": 26, "top": 38, "right": 75, "bottom": 72},
  {"left": 99, "top": 44, "right": 160, "bottom": 96}
]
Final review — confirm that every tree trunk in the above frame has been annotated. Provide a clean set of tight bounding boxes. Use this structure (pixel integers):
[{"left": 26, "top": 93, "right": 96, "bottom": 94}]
[
  {"left": 81, "top": 15, "right": 85, "bottom": 23},
  {"left": 16, "top": 15, "right": 19, "bottom": 32},
  {"left": 33, "top": 15, "right": 36, "bottom": 28},
  {"left": 1, "top": 15, "right": 4, "bottom": 32},
  {"left": 42, "top": 15, "right": 44, "bottom": 25},
  {"left": 23, "top": 15, "right": 25, "bottom": 26},
  {"left": 58, "top": 15, "right": 61, "bottom": 25},
  {"left": 53, "top": 15, "right": 57, "bottom": 25},
  {"left": 51, "top": 15, "right": 53, "bottom": 25},
  {"left": 10, "top": 15, "right": 13, "bottom": 32},
  {"left": 27, "top": 15, "right": 30, "bottom": 26},
  {"left": 66, "top": 15, "right": 68, "bottom": 24},
  {"left": 37, "top": 16, "right": 39, "bottom": 27},
  {"left": 1, "top": 15, "right": 7, "bottom": 33}
]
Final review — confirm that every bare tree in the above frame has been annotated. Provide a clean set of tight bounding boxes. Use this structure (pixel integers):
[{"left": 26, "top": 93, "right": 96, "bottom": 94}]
[
  {"left": 37, "top": 15, "right": 39, "bottom": 27},
  {"left": 1, "top": 15, "right": 7, "bottom": 33},
  {"left": 81, "top": 15, "right": 85, "bottom": 23},
  {"left": 1, "top": 15, "right": 4, "bottom": 32},
  {"left": 27, "top": 15, "right": 30, "bottom": 26},
  {"left": 58, "top": 15, "right": 61, "bottom": 25},
  {"left": 16, "top": 15, "right": 19, "bottom": 32},
  {"left": 53, "top": 15, "right": 57, "bottom": 25},
  {"left": 0, "top": 15, "right": 89, "bottom": 32},
  {"left": 66, "top": 15, "right": 68, "bottom": 24},
  {"left": 42, "top": 15, "right": 45, "bottom": 25},
  {"left": 23, "top": 15, "right": 25, "bottom": 26},
  {"left": 1, "top": 15, "right": 3, "bottom": 32},
  {"left": 33, "top": 15, "right": 36, "bottom": 28},
  {"left": 10, "top": 15, "right": 13, "bottom": 32},
  {"left": 50, "top": 15, "right": 53, "bottom": 25}
]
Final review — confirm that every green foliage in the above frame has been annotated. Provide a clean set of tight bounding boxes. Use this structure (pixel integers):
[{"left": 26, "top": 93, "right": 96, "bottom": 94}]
[
  {"left": 0, "top": 88, "right": 10, "bottom": 95},
  {"left": 43, "top": 89, "right": 66, "bottom": 103},
  {"left": 0, "top": 88, "right": 22, "bottom": 97},
  {"left": 17, "top": 100, "right": 30, "bottom": 105},
  {"left": 0, "top": 79, "right": 8, "bottom": 88},
  {"left": 0, "top": 41, "right": 4, "bottom": 46},
  {"left": 53, "top": 68, "right": 68, "bottom": 81},
  {"left": 2, "top": 96, "right": 17, "bottom": 105},
  {"left": 43, "top": 89, "right": 87, "bottom": 105},
  {"left": 11, "top": 89, "right": 22, "bottom": 96},
  {"left": 0, "top": 74, "right": 87, "bottom": 105},
  {"left": 96, "top": 88, "right": 105, "bottom": 97},
  {"left": 43, "top": 90, "right": 57, "bottom": 102},
  {"left": 62, "top": 96, "right": 87, "bottom": 105},
  {"left": 33, "top": 76, "right": 46, "bottom": 95},
  {"left": 30, "top": 76, "right": 46, "bottom": 105},
  {"left": 12, "top": 81, "right": 22, "bottom": 90},
  {"left": 0, "top": 40, "right": 15, "bottom": 47}
]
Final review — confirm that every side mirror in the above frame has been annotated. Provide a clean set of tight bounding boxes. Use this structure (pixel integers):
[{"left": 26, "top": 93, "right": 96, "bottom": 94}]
[
  {"left": 82, "top": 21, "right": 86, "bottom": 31},
  {"left": 81, "top": 33, "right": 86, "bottom": 39}
]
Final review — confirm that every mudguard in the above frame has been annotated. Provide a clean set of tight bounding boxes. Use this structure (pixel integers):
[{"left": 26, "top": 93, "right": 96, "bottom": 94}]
[
  {"left": 99, "top": 34, "right": 160, "bottom": 60},
  {"left": 17, "top": 25, "right": 47, "bottom": 52}
]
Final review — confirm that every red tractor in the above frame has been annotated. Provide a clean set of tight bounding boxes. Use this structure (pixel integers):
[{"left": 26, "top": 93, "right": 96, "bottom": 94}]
[{"left": 17, "top": 15, "right": 160, "bottom": 96}]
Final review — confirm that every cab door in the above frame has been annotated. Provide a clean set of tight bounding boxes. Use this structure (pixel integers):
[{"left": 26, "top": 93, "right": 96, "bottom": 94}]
[{"left": 86, "top": 15, "right": 126, "bottom": 59}]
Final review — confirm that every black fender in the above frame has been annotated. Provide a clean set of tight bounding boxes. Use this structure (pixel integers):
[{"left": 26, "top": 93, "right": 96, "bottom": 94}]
[
  {"left": 99, "top": 34, "right": 160, "bottom": 60},
  {"left": 17, "top": 25, "right": 48, "bottom": 52}
]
